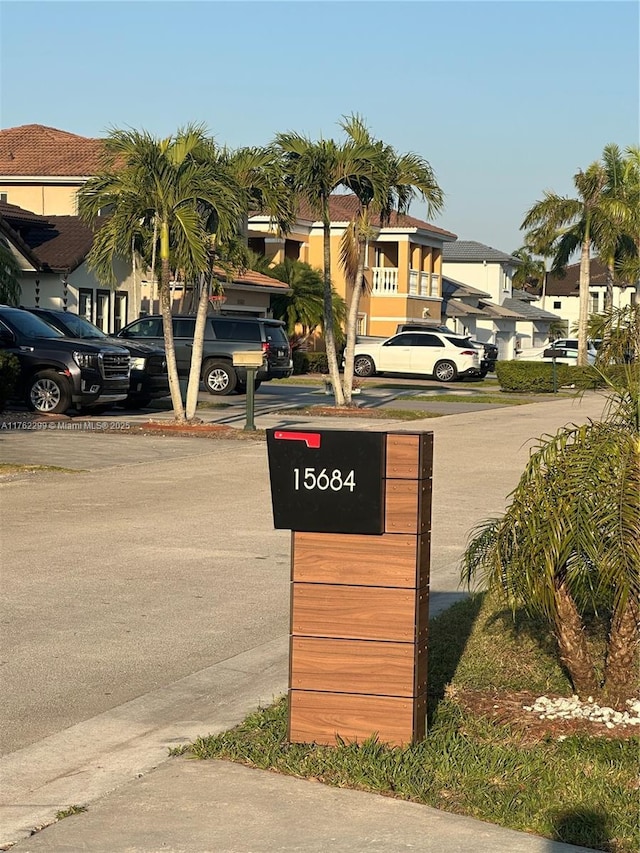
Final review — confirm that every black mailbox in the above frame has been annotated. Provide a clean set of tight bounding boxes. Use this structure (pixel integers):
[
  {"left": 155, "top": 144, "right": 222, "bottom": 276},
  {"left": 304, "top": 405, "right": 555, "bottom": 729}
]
[{"left": 266, "top": 428, "right": 385, "bottom": 534}]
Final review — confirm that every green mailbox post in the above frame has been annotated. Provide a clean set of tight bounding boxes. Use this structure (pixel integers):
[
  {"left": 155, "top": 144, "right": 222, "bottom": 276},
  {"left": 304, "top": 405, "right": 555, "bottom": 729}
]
[{"left": 232, "top": 350, "right": 265, "bottom": 431}]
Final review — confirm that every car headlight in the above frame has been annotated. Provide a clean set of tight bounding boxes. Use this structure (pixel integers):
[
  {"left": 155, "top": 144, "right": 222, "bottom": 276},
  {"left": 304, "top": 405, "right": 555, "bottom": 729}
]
[
  {"left": 129, "top": 357, "right": 147, "bottom": 370},
  {"left": 73, "top": 351, "right": 99, "bottom": 370}
]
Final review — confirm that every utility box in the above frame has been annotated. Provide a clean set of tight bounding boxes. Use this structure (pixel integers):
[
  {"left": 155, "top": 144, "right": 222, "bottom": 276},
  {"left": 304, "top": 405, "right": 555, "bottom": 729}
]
[
  {"left": 267, "top": 428, "right": 433, "bottom": 748},
  {"left": 266, "top": 429, "right": 385, "bottom": 535}
]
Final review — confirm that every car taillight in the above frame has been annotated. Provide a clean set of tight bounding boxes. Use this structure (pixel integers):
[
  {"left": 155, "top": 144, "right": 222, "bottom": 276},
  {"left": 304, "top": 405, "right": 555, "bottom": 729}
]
[
  {"left": 461, "top": 350, "right": 477, "bottom": 356},
  {"left": 262, "top": 342, "right": 270, "bottom": 353}
]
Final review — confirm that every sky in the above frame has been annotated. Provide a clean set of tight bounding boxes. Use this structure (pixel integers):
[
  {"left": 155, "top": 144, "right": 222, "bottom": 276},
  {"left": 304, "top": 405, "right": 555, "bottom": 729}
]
[{"left": 0, "top": 0, "right": 638, "bottom": 254}]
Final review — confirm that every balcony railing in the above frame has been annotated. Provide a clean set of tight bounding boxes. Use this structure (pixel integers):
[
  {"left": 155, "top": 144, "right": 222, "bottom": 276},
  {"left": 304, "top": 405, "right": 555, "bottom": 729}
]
[
  {"left": 371, "top": 267, "right": 398, "bottom": 294},
  {"left": 373, "top": 267, "right": 440, "bottom": 297}
]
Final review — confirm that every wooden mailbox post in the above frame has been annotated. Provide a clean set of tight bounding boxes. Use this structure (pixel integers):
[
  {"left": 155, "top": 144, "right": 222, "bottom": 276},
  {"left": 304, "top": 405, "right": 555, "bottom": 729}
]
[{"left": 267, "top": 428, "right": 432, "bottom": 748}]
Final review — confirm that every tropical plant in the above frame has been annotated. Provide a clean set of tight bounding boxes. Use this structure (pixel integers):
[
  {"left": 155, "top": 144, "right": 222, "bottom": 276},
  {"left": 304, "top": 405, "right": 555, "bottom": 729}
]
[
  {"left": 610, "top": 145, "right": 640, "bottom": 298},
  {"left": 511, "top": 247, "right": 546, "bottom": 294},
  {"left": 521, "top": 159, "right": 619, "bottom": 367},
  {"left": 265, "top": 258, "right": 345, "bottom": 349},
  {"left": 78, "top": 125, "right": 243, "bottom": 423},
  {"left": 0, "top": 239, "right": 21, "bottom": 305},
  {"left": 274, "top": 128, "right": 382, "bottom": 405},
  {"left": 338, "top": 115, "right": 444, "bottom": 404},
  {"left": 462, "top": 306, "right": 640, "bottom": 709}
]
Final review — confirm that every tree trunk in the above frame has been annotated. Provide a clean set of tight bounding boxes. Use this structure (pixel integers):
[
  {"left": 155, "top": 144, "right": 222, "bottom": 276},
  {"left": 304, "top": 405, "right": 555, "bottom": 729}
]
[
  {"left": 159, "top": 221, "right": 186, "bottom": 423},
  {"left": 577, "top": 236, "right": 591, "bottom": 367},
  {"left": 603, "top": 597, "right": 640, "bottom": 709},
  {"left": 606, "top": 259, "right": 615, "bottom": 311},
  {"left": 322, "top": 207, "right": 345, "bottom": 406},
  {"left": 185, "top": 274, "right": 210, "bottom": 421},
  {"left": 553, "top": 580, "right": 599, "bottom": 698},
  {"left": 342, "top": 230, "right": 368, "bottom": 406}
]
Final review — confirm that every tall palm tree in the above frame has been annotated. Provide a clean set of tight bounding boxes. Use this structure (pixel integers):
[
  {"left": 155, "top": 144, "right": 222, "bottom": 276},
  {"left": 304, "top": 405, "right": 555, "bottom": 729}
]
[
  {"left": 612, "top": 145, "right": 640, "bottom": 300},
  {"left": 462, "top": 306, "right": 640, "bottom": 708},
  {"left": 339, "top": 115, "right": 444, "bottom": 404},
  {"left": 274, "top": 130, "right": 379, "bottom": 405},
  {"left": 511, "top": 247, "right": 546, "bottom": 294},
  {"left": 522, "top": 160, "right": 617, "bottom": 366},
  {"left": 78, "top": 125, "right": 242, "bottom": 423}
]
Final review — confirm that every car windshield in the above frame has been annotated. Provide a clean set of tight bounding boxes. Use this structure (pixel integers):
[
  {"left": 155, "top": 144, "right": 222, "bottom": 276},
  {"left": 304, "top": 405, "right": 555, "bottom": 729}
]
[
  {"left": 3, "top": 310, "right": 64, "bottom": 339},
  {"left": 51, "top": 313, "right": 106, "bottom": 339}
]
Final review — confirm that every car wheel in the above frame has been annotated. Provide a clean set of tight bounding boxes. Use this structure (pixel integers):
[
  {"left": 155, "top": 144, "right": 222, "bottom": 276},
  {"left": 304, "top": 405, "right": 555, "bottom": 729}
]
[
  {"left": 479, "top": 368, "right": 489, "bottom": 378},
  {"left": 27, "top": 371, "right": 71, "bottom": 415},
  {"left": 354, "top": 355, "right": 375, "bottom": 377},
  {"left": 203, "top": 361, "right": 237, "bottom": 396},
  {"left": 433, "top": 360, "right": 458, "bottom": 382}
]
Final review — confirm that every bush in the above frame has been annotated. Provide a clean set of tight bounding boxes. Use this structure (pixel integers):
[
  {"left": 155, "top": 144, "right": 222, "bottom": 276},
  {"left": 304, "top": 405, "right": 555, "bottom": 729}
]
[
  {"left": 306, "top": 352, "right": 329, "bottom": 374},
  {"left": 0, "top": 352, "right": 19, "bottom": 412},
  {"left": 292, "top": 351, "right": 310, "bottom": 375},
  {"left": 496, "top": 361, "right": 605, "bottom": 392}
]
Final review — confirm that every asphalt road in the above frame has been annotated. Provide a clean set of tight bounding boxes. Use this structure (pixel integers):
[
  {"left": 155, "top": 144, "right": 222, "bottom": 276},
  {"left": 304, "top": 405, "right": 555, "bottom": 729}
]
[{"left": 0, "top": 390, "right": 608, "bottom": 759}]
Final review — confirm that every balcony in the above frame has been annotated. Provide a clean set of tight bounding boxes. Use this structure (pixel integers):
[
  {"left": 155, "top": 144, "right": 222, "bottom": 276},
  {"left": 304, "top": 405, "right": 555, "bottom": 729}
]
[{"left": 372, "top": 268, "right": 440, "bottom": 297}]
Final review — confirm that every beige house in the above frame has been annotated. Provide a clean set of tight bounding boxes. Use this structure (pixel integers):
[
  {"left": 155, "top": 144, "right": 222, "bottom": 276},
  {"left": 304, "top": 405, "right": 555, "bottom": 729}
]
[
  {"left": 249, "top": 194, "right": 457, "bottom": 339},
  {"left": 0, "top": 124, "right": 290, "bottom": 327}
]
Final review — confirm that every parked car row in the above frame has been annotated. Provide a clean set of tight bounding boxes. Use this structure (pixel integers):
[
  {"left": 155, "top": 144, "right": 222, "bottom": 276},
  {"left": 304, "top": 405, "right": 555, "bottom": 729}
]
[
  {"left": 516, "top": 338, "right": 602, "bottom": 365},
  {"left": 0, "top": 306, "right": 294, "bottom": 416}
]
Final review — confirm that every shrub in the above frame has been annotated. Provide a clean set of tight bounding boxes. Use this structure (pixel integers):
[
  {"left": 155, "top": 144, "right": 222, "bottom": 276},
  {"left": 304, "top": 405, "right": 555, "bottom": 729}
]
[
  {"left": 306, "top": 352, "right": 329, "bottom": 374},
  {"left": 496, "top": 361, "right": 606, "bottom": 392},
  {"left": 292, "top": 351, "right": 310, "bottom": 375},
  {"left": 0, "top": 352, "right": 19, "bottom": 412}
]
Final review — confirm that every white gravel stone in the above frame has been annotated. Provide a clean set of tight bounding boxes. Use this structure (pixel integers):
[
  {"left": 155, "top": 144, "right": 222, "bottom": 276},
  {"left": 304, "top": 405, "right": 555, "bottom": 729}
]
[{"left": 523, "top": 695, "right": 640, "bottom": 728}]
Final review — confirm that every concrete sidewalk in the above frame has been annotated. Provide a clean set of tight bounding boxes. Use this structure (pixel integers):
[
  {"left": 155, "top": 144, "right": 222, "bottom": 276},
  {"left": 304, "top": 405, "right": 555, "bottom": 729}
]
[{"left": 2, "top": 393, "right": 609, "bottom": 852}]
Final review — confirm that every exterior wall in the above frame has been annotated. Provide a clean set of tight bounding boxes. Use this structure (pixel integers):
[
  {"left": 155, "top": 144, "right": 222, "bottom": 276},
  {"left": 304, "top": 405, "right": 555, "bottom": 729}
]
[
  {"left": 534, "top": 285, "right": 634, "bottom": 333},
  {"left": 442, "top": 260, "right": 514, "bottom": 305},
  {"left": 0, "top": 182, "right": 82, "bottom": 216}
]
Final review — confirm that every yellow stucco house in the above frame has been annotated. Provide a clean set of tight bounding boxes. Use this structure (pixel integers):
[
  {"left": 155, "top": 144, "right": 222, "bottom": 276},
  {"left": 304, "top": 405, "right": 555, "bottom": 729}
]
[{"left": 249, "top": 194, "right": 457, "bottom": 338}]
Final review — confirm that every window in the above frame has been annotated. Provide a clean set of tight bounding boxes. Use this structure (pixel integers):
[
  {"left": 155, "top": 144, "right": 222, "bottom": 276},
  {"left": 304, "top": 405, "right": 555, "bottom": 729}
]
[
  {"left": 173, "top": 318, "right": 196, "bottom": 337},
  {"left": 384, "top": 334, "right": 415, "bottom": 347},
  {"left": 114, "top": 293, "right": 128, "bottom": 333},
  {"left": 212, "top": 319, "right": 260, "bottom": 341},
  {"left": 589, "top": 291, "right": 600, "bottom": 314},
  {"left": 413, "top": 334, "right": 444, "bottom": 347},
  {"left": 553, "top": 301, "right": 561, "bottom": 310},
  {"left": 0, "top": 193, "right": 7, "bottom": 203},
  {"left": 79, "top": 289, "right": 93, "bottom": 322},
  {"left": 96, "top": 290, "right": 110, "bottom": 333},
  {"left": 122, "top": 318, "right": 162, "bottom": 338}
]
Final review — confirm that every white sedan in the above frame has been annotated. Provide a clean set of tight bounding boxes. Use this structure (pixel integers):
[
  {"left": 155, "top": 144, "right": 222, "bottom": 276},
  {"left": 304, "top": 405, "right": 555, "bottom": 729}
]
[{"left": 352, "top": 331, "right": 481, "bottom": 382}]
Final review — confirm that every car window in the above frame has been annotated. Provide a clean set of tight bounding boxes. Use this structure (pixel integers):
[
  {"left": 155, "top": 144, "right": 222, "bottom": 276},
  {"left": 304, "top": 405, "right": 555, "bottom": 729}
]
[
  {"left": 212, "top": 319, "right": 261, "bottom": 341},
  {"left": 48, "top": 313, "right": 106, "bottom": 339},
  {"left": 443, "top": 335, "right": 473, "bottom": 349},
  {"left": 265, "top": 324, "right": 289, "bottom": 345},
  {"left": 384, "top": 334, "right": 414, "bottom": 347},
  {"left": 173, "top": 318, "right": 196, "bottom": 338},
  {"left": 122, "top": 318, "right": 162, "bottom": 338},
  {"left": 413, "top": 334, "right": 445, "bottom": 347},
  {"left": 1, "top": 310, "right": 64, "bottom": 339}
]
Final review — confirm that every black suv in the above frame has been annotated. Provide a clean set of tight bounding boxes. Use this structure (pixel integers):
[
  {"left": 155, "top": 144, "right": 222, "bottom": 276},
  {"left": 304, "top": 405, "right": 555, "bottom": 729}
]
[
  {"left": 118, "top": 314, "right": 293, "bottom": 395},
  {"left": 25, "top": 308, "right": 169, "bottom": 409},
  {"left": 0, "top": 305, "right": 130, "bottom": 414}
]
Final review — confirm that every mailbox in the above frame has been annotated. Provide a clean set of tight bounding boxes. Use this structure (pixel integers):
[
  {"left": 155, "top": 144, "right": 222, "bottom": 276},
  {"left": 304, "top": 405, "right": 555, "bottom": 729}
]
[
  {"left": 232, "top": 350, "right": 265, "bottom": 368},
  {"left": 266, "top": 428, "right": 385, "bottom": 534}
]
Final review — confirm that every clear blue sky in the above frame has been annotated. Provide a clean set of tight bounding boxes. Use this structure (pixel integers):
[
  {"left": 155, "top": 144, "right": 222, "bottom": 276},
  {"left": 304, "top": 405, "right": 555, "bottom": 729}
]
[{"left": 1, "top": 1, "right": 638, "bottom": 254}]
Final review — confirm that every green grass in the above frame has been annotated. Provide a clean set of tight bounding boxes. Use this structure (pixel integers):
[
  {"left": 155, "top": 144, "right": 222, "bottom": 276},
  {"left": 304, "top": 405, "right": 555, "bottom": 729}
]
[
  {"left": 179, "top": 595, "right": 639, "bottom": 853},
  {"left": 55, "top": 805, "right": 87, "bottom": 821},
  {"left": 398, "top": 393, "right": 540, "bottom": 406},
  {"left": 0, "top": 463, "right": 78, "bottom": 476},
  {"left": 273, "top": 406, "right": 443, "bottom": 420}
]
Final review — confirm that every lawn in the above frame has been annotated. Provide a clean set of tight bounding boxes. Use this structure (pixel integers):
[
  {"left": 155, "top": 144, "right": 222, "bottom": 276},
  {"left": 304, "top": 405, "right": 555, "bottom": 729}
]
[{"left": 179, "top": 594, "right": 639, "bottom": 853}]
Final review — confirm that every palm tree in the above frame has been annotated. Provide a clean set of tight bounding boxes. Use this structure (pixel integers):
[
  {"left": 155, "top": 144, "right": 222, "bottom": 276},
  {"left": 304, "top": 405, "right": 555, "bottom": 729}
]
[
  {"left": 611, "top": 145, "right": 640, "bottom": 300},
  {"left": 274, "top": 130, "right": 379, "bottom": 405},
  {"left": 511, "top": 247, "right": 546, "bottom": 294},
  {"left": 522, "top": 159, "right": 617, "bottom": 366},
  {"left": 462, "top": 306, "right": 640, "bottom": 709},
  {"left": 339, "top": 115, "right": 444, "bottom": 404},
  {"left": 78, "top": 125, "right": 242, "bottom": 423}
]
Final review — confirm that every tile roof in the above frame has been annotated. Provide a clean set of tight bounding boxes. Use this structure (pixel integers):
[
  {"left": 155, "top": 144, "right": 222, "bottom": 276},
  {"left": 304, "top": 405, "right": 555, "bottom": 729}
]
[
  {"left": 0, "top": 201, "right": 94, "bottom": 272},
  {"left": 214, "top": 266, "right": 289, "bottom": 291},
  {"left": 442, "top": 275, "right": 491, "bottom": 299},
  {"left": 294, "top": 194, "right": 457, "bottom": 239},
  {"left": 502, "top": 295, "right": 560, "bottom": 321},
  {"left": 545, "top": 258, "right": 609, "bottom": 296},
  {"left": 442, "top": 240, "right": 521, "bottom": 264},
  {"left": 0, "top": 124, "right": 106, "bottom": 177}
]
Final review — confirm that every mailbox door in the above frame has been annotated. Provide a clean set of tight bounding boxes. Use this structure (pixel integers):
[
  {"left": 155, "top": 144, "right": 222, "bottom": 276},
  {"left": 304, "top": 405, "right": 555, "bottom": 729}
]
[{"left": 267, "top": 429, "right": 385, "bottom": 534}]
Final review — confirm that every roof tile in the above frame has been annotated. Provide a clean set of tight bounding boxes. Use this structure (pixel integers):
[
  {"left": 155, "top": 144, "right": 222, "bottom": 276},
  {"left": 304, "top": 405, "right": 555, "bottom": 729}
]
[{"left": 0, "top": 124, "right": 106, "bottom": 177}]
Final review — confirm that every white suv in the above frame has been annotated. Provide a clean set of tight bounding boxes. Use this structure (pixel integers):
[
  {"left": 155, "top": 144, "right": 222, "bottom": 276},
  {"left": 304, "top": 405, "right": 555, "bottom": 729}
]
[{"left": 352, "top": 331, "right": 481, "bottom": 382}]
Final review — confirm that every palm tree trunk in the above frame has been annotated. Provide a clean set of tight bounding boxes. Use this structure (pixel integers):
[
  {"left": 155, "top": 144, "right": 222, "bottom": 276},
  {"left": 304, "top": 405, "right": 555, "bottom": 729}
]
[
  {"left": 553, "top": 580, "right": 599, "bottom": 698},
  {"left": 185, "top": 273, "right": 210, "bottom": 421},
  {"left": 322, "top": 206, "right": 345, "bottom": 406},
  {"left": 606, "top": 259, "right": 615, "bottom": 311},
  {"left": 159, "top": 221, "right": 186, "bottom": 423},
  {"left": 603, "top": 597, "right": 640, "bottom": 709},
  {"left": 343, "top": 229, "right": 368, "bottom": 406},
  {"left": 577, "top": 236, "right": 591, "bottom": 367}
]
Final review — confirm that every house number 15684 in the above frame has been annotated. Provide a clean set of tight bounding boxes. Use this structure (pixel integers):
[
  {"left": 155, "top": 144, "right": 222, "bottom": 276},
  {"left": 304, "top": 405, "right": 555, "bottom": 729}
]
[{"left": 293, "top": 467, "right": 356, "bottom": 492}]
